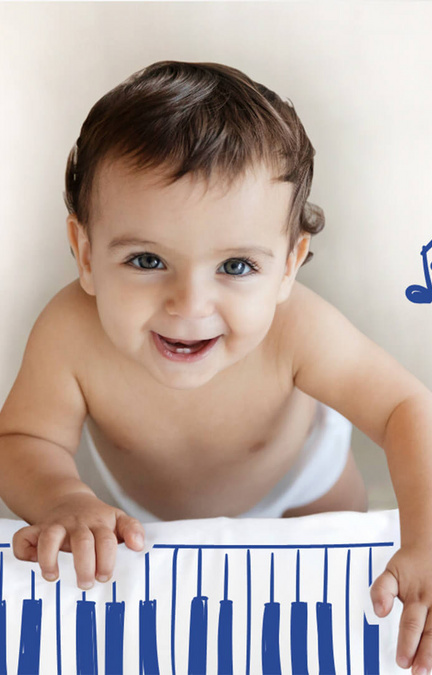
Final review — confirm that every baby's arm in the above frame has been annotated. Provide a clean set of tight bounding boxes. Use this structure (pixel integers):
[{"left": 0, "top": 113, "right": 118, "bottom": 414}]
[
  {"left": 0, "top": 290, "right": 145, "bottom": 588},
  {"left": 288, "top": 282, "right": 432, "bottom": 673}
]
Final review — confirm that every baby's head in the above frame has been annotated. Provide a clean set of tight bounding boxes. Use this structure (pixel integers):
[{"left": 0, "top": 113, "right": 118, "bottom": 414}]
[
  {"left": 64, "top": 61, "right": 324, "bottom": 388},
  {"left": 65, "top": 60, "right": 323, "bottom": 261}
]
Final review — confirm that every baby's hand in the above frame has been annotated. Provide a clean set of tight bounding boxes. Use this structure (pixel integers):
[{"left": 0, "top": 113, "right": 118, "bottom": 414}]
[
  {"left": 371, "top": 544, "right": 432, "bottom": 674},
  {"left": 12, "top": 492, "right": 145, "bottom": 589}
]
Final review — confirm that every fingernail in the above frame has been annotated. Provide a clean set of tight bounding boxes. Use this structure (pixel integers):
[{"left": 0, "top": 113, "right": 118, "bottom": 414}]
[
  {"left": 414, "top": 668, "right": 427, "bottom": 675},
  {"left": 134, "top": 534, "right": 144, "bottom": 547},
  {"left": 398, "top": 656, "right": 409, "bottom": 668},
  {"left": 97, "top": 575, "right": 109, "bottom": 583},
  {"left": 374, "top": 602, "right": 384, "bottom": 615},
  {"left": 44, "top": 573, "right": 57, "bottom": 581},
  {"left": 81, "top": 581, "right": 93, "bottom": 590}
]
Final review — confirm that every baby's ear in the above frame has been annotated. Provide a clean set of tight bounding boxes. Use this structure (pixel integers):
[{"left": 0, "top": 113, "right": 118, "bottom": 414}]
[
  {"left": 66, "top": 215, "right": 96, "bottom": 296},
  {"left": 293, "top": 233, "right": 311, "bottom": 269},
  {"left": 276, "top": 234, "right": 311, "bottom": 305}
]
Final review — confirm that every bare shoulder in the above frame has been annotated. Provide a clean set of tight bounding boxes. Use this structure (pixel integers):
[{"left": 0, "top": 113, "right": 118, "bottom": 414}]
[
  {"left": 35, "top": 279, "right": 100, "bottom": 357},
  {"left": 40, "top": 278, "right": 97, "bottom": 330},
  {"left": 278, "top": 280, "right": 339, "bottom": 343},
  {"left": 277, "top": 281, "right": 363, "bottom": 379}
]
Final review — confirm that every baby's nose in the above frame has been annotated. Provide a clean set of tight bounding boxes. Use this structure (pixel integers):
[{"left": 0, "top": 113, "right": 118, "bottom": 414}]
[{"left": 165, "top": 278, "right": 215, "bottom": 319}]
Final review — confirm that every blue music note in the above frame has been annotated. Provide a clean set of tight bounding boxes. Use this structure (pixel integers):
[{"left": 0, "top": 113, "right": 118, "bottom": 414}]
[{"left": 405, "top": 240, "right": 432, "bottom": 303}]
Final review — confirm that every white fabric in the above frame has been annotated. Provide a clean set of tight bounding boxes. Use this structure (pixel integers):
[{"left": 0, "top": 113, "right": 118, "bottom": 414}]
[
  {"left": 82, "top": 402, "right": 352, "bottom": 522},
  {"left": 0, "top": 509, "right": 404, "bottom": 673}
]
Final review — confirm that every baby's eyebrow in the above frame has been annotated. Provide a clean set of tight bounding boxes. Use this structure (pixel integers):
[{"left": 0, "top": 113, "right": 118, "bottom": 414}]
[{"left": 108, "top": 237, "right": 275, "bottom": 258}]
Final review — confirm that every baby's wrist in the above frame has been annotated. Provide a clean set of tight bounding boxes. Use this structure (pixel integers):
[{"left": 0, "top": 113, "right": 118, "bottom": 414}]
[{"left": 35, "top": 479, "right": 97, "bottom": 521}]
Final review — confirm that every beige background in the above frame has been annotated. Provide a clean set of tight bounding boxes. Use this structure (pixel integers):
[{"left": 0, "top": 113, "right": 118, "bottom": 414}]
[{"left": 1, "top": 1, "right": 432, "bottom": 519}]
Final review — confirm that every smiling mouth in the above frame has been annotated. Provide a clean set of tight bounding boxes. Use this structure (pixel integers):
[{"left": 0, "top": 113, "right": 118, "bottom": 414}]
[{"left": 157, "top": 334, "right": 212, "bottom": 354}]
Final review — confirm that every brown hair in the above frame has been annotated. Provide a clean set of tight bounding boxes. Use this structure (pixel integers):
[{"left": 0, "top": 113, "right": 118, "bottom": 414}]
[{"left": 64, "top": 60, "right": 324, "bottom": 263}]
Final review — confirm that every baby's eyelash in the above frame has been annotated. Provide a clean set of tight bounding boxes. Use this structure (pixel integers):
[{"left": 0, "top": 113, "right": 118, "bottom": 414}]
[
  {"left": 123, "top": 253, "right": 262, "bottom": 274},
  {"left": 236, "top": 256, "right": 261, "bottom": 273}
]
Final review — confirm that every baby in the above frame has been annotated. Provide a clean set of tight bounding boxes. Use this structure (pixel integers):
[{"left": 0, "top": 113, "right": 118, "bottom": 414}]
[{"left": 1, "top": 60, "right": 431, "bottom": 673}]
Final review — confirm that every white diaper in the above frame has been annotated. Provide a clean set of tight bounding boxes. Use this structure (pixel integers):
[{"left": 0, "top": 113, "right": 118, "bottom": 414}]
[{"left": 82, "top": 401, "right": 352, "bottom": 522}]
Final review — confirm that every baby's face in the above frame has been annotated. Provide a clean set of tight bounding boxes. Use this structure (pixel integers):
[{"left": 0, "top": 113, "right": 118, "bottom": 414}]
[{"left": 68, "top": 160, "right": 308, "bottom": 390}]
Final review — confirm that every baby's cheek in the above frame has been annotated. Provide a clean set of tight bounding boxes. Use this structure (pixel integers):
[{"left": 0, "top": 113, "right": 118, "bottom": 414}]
[{"left": 232, "top": 299, "right": 276, "bottom": 337}]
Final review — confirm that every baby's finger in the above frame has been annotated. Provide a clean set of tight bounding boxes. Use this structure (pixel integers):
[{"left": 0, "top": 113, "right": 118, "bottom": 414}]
[
  {"left": 370, "top": 568, "right": 398, "bottom": 617},
  {"left": 396, "top": 601, "right": 427, "bottom": 669},
  {"left": 93, "top": 527, "right": 118, "bottom": 582},
  {"left": 37, "top": 524, "right": 67, "bottom": 582},
  {"left": 411, "top": 609, "right": 432, "bottom": 674},
  {"left": 12, "top": 525, "right": 41, "bottom": 562},
  {"left": 69, "top": 527, "right": 96, "bottom": 590},
  {"left": 115, "top": 513, "right": 145, "bottom": 551}
]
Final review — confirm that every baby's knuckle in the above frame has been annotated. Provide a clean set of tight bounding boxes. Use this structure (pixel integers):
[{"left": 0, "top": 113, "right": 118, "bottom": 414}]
[
  {"left": 72, "top": 529, "right": 94, "bottom": 546},
  {"left": 97, "top": 534, "right": 117, "bottom": 550},
  {"left": 401, "top": 616, "right": 423, "bottom": 634},
  {"left": 40, "top": 523, "right": 64, "bottom": 537}
]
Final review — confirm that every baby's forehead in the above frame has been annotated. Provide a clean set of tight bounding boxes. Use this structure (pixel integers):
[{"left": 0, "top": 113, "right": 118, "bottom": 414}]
[
  {"left": 87, "top": 158, "right": 294, "bottom": 253},
  {"left": 92, "top": 157, "right": 290, "bottom": 208}
]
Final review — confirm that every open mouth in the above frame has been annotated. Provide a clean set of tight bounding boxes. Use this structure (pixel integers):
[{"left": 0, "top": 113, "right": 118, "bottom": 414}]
[
  {"left": 159, "top": 335, "right": 211, "bottom": 354},
  {"left": 152, "top": 332, "right": 220, "bottom": 361}
]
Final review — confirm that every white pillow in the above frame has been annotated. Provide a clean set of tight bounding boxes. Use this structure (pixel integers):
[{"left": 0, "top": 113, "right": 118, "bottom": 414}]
[{"left": 0, "top": 509, "right": 403, "bottom": 673}]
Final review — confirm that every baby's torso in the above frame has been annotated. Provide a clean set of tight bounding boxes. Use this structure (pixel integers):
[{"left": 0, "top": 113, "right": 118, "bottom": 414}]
[{"left": 70, "top": 280, "right": 317, "bottom": 519}]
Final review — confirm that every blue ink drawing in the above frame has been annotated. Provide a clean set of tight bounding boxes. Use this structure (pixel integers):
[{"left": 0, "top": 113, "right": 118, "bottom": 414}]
[
  {"left": 217, "top": 553, "right": 233, "bottom": 674},
  {"left": 406, "top": 239, "right": 432, "bottom": 303},
  {"left": 0, "top": 552, "right": 7, "bottom": 675},
  {"left": 106, "top": 582, "right": 125, "bottom": 675},
  {"left": 262, "top": 551, "right": 281, "bottom": 674},
  {"left": 139, "top": 551, "right": 159, "bottom": 674},
  {"left": 364, "top": 547, "right": 380, "bottom": 674},
  {"left": 291, "top": 549, "right": 308, "bottom": 674},
  {"left": 76, "top": 590, "right": 98, "bottom": 674},
  {"left": 346, "top": 550, "right": 351, "bottom": 675},
  {"left": 246, "top": 549, "right": 252, "bottom": 675},
  {"left": 0, "top": 538, "right": 393, "bottom": 673},
  {"left": 56, "top": 580, "right": 62, "bottom": 675},
  {"left": 316, "top": 547, "right": 336, "bottom": 674},
  {"left": 18, "top": 569, "right": 42, "bottom": 675},
  {"left": 188, "top": 547, "right": 208, "bottom": 674}
]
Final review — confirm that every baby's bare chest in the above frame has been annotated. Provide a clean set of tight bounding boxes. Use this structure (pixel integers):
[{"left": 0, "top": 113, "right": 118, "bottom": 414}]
[
  {"left": 85, "top": 348, "right": 295, "bottom": 462},
  {"left": 81, "top": 342, "right": 316, "bottom": 519}
]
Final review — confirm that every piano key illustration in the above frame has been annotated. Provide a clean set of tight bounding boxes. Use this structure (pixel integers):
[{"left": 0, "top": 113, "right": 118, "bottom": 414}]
[
  {"left": 316, "top": 547, "right": 336, "bottom": 674},
  {"left": 106, "top": 582, "right": 125, "bottom": 675},
  {"left": 217, "top": 553, "right": 233, "bottom": 674},
  {"left": 188, "top": 547, "right": 208, "bottom": 675},
  {"left": 262, "top": 552, "right": 281, "bottom": 674},
  {"left": 76, "top": 590, "right": 98, "bottom": 675},
  {"left": 364, "top": 547, "right": 379, "bottom": 674},
  {"left": 246, "top": 549, "right": 252, "bottom": 675},
  {"left": 0, "top": 552, "right": 6, "bottom": 675},
  {"left": 56, "top": 580, "right": 62, "bottom": 675},
  {"left": 346, "top": 549, "right": 352, "bottom": 675},
  {"left": 18, "top": 569, "right": 42, "bottom": 675},
  {"left": 0, "top": 538, "right": 394, "bottom": 673},
  {"left": 291, "top": 549, "right": 308, "bottom": 675},
  {"left": 139, "top": 552, "right": 159, "bottom": 674}
]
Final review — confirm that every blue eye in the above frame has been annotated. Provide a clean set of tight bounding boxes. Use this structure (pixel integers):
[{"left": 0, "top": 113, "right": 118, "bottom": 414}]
[
  {"left": 126, "top": 254, "right": 163, "bottom": 270},
  {"left": 124, "top": 254, "right": 260, "bottom": 276},
  {"left": 220, "top": 258, "right": 258, "bottom": 276}
]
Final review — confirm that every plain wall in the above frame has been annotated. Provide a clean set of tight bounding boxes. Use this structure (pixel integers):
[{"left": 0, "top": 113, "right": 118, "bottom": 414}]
[{"left": 2, "top": 1, "right": 432, "bottom": 516}]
